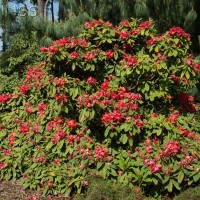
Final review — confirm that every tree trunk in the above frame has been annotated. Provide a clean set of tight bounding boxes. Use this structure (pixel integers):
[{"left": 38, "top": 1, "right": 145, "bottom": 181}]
[
  {"left": 37, "top": 0, "right": 44, "bottom": 18},
  {"left": 58, "top": 1, "right": 65, "bottom": 21},
  {"left": 2, "top": 0, "right": 8, "bottom": 51},
  {"left": 51, "top": 0, "right": 55, "bottom": 22},
  {"left": 44, "top": 0, "right": 49, "bottom": 20}
]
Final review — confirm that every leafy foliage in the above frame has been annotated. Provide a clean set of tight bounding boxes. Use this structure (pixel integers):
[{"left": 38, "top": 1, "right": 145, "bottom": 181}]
[
  {"left": 0, "top": 19, "right": 200, "bottom": 198},
  {"left": 0, "top": 34, "right": 43, "bottom": 93}
]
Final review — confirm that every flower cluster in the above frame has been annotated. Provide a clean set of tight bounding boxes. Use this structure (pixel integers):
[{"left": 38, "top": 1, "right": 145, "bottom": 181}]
[
  {"left": 168, "top": 27, "right": 190, "bottom": 41},
  {"left": 123, "top": 54, "right": 137, "bottom": 67},
  {"left": 101, "top": 110, "right": 122, "bottom": 124},
  {"left": 94, "top": 145, "right": 109, "bottom": 161},
  {"left": 0, "top": 93, "right": 13, "bottom": 104},
  {"left": 55, "top": 94, "right": 68, "bottom": 103},
  {"left": 84, "top": 19, "right": 103, "bottom": 29},
  {"left": 84, "top": 51, "right": 97, "bottom": 62},
  {"left": 66, "top": 119, "right": 78, "bottom": 129},
  {"left": 139, "top": 21, "right": 152, "bottom": 29},
  {"left": 146, "top": 37, "right": 157, "bottom": 46},
  {"left": 178, "top": 92, "right": 197, "bottom": 113},
  {"left": 165, "top": 111, "right": 179, "bottom": 124},
  {"left": 51, "top": 128, "right": 66, "bottom": 144},
  {"left": 19, "top": 84, "right": 29, "bottom": 94},
  {"left": 162, "top": 141, "right": 180, "bottom": 156},
  {"left": 37, "top": 103, "right": 47, "bottom": 118},
  {"left": 25, "top": 65, "right": 46, "bottom": 87}
]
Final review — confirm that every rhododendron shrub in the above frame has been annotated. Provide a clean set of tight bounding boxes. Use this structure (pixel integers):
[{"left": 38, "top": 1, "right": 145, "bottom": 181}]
[{"left": 0, "top": 18, "right": 200, "bottom": 197}]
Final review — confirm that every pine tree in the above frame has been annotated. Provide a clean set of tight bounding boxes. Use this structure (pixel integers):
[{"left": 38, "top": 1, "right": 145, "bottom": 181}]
[{"left": 0, "top": 0, "right": 19, "bottom": 51}]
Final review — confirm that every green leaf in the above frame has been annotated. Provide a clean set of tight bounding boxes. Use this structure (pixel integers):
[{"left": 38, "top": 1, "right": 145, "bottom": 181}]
[
  {"left": 166, "top": 180, "right": 173, "bottom": 192},
  {"left": 104, "top": 126, "right": 110, "bottom": 137},
  {"left": 193, "top": 172, "right": 200, "bottom": 182},
  {"left": 107, "top": 38, "right": 112, "bottom": 43},
  {"left": 121, "top": 134, "right": 128, "bottom": 144},
  {"left": 185, "top": 71, "right": 190, "bottom": 79},
  {"left": 173, "top": 50, "right": 178, "bottom": 57},
  {"left": 144, "top": 178, "right": 152, "bottom": 183},
  {"left": 49, "top": 172, "right": 56, "bottom": 177},
  {"left": 45, "top": 141, "right": 53, "bottom": 150},
  {"left": 97, "top": 162, "right": 104, "bottom": 170},
  {"left": 172, "top": 179, "right": 180, "bottom": 190},
  {"left": 100, "top": 166, "right": 107, "bottom": 179},
  {"left": 72, "top": 63, "right": 76, "bottom": 71},
  {"left": 152, "top": 178, "right": 158, "bottom": 185},
  {"left": 145, "top": 83, "right": 149, "bottom": 91},
  {"left": 178, "top": 171, "right": 184, "bottom": 184}
]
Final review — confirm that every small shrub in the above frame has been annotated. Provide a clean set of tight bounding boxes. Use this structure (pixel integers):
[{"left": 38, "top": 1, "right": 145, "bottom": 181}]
[
  {"left": 76, "top": 177, "right": 139, "bottom": 200},
  {"left": 174, "top": 185, "right": 200, "bottom": 200}
]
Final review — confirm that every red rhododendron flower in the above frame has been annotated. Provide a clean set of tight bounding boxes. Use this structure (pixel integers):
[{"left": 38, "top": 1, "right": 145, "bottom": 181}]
[
  {"left": 47, "top": 180, "right": 54, "bottom": 189},
  {"left": 25, "top": 65, "right": 46, "bottom": 85},
  {"left": 135, "top": 119, "right": 144, "bottom": 128},
  {"left": 53, "top": 158, "right": 60, "bottom": 164},
  {"left": 84, "top": 51, "right": 96, "bottom": 62},
  {"left": 105, "top": 50, "right": 114, "bottom": 59},
  {"left": 52, "top": 133, "right": 60, "bottom": 144},
  {"left": 150, "top": 163, "right": 162, "bottom": 173},
  {"left": 101, "top": 110, "right": 123, "bottom": 124},
  {"left": 168, "top": 27, "right": 190, "bottom": 40},
  {"left": 87, "top": 77, "right": 96, "bottom": 85},
  {"left": 146, "top": 37, "right": 157, "bottom": 46},
  {"left": 3, "top": 148, "right": 12, "bottom": 156},
  {"left": 69, "top": 39, "right": 79, "bottom": 47},
  {"left": 66, "top": 119, "right": 77, "bottom": 129},
  {"left": 0, "top": 94, "right": 13, "bottom": 104},
  {"left": 19, "top": 84, "right": 29, "bottom": 94},
  {"left": 131, "top": 28, "right": 140, "bottom": 35},
  {"left": 114, "top": 101, "right": 127, "bottom": 110},
  {"left": 55, "top": 94, "right": 68, "bottom": 103},
  {"left": 70, "top": 51, "right": 79, "bottom": 59},
  {"left": 105, "top": 21, "right": 112, "bottom": 27},
  {"left": 100, "top": 81, "right": 110, "bottom": 91},
  {"left": 37, "top": 103, "right": 47, "bottom": 113},
  {"left": 20, "top": 123, "right": 30, "bottom": 134},
  {"left": 94, "top": 145, "right": 108, "bottom": 160},
  {"left": 83, "top": 180, "right": 88, "bottom": 186},
  {"left": 0, "top": 161, "right": 6, "bottom": 169},
  {"left": 119, "top": 20, "right": 129, "bottom": 27},
  {"left": 46, "top": 120, "right": 57, "bottom": 131},
  {"left": 27, "top": 196, "right": 37, "bottom": 200},
  {"left": 53, "top": 37, "right": 71, "bottom": 47},
  {"left": 26, "top": 106, "right": 33, "bottom": 114},
  {"left": 139, "top": 21, "right": 152, "bottom": 29},
  {"left": 119, "top": 31, "right": 130, "bottom": 39},
  {"left": 56, "top": 128, "right": 66, "bottom": 139},
  {"left": 162, "top": 141, "right": 180, "bottom": 156},
  {"left": 53, "top": 77, "right": 67, "bottom": 87},
  {"left": 40, "top": 47, "right": 48, "bottom": 52},
  {"left": 48, "top": 46, "right": 58, "bottom": 55},
  {"left": 123, "top": 54, "right": 137, "bottom": 67},
  {"left": 84, "top": 20, "right": 102, "bottom": 29},
  {"left": 79, "top": 39, "right": 88, "bottom": 47}
]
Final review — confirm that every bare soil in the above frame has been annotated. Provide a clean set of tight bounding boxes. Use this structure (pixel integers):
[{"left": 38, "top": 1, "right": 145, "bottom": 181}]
[{"left": 0, "top": 180, "right": 74, "bottom": 200}]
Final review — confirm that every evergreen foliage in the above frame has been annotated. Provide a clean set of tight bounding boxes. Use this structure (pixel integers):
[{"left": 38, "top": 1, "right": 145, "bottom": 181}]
[
  {"left": 1, "top": 0, "right": 200, "bottom": 52},
  {"left": 0, "top": 34, "right": 43, "bottom": 93}
]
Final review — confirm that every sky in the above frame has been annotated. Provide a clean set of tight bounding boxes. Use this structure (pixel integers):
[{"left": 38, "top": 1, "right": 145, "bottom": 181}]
[{"left": 0, "top": 0, "right": 59, "bottom": 51}]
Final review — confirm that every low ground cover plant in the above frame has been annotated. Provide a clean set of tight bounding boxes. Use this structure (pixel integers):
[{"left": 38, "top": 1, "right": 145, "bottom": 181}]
[{"left": 0, "top": 18, "right": 200, "bottom": 198}]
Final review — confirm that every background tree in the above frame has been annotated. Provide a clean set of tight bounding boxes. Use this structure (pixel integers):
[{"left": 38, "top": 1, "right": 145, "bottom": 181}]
[{"left": 55, "top": 0, "right": 199, "bottom": 53}]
